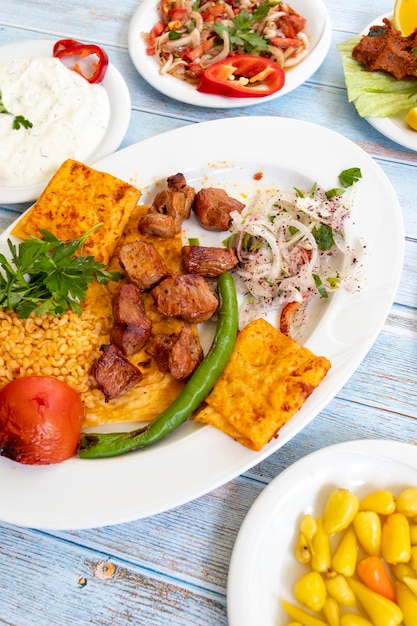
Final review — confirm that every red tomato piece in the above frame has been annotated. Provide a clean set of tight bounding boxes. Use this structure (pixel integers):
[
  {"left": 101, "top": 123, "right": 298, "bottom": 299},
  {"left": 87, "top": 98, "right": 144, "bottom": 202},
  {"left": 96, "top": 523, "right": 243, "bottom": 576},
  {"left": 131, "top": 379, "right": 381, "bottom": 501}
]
[
  {"left": 146, "top": 21, "right": 166, "bottom": 55},
  {"left": 0, "top": 376, "right": 84, "bottom": 465},
  {"left": 168, "top": 7, "right": 187, "bottom": 21},
  {"left": 197, "top": 54, "right": 285, "bottom": 98},
  {"left": 201, "top": 3, "right": 228, "bottom": 21},
  {"left": 270, "top": 36, "right": 303, "bottom": 49}
]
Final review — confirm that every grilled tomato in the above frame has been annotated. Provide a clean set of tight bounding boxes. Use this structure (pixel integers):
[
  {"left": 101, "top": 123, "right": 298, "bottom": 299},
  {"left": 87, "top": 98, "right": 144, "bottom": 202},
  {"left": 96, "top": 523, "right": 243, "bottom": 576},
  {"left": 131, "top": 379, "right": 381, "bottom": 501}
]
[{"left": 0, "top": 376, "right": 84, "bottom": 465}]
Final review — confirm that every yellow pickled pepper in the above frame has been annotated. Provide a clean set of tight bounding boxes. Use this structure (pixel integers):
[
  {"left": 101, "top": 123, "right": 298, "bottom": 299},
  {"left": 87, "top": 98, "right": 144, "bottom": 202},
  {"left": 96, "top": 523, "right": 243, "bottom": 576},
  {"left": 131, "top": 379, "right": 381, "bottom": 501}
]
[
  {"left": 347, "top": 578, "right": 403, "bottom": 626},
  {"left": 353, "top": 511, "right": 381, "bottom": 556},
  {"left": 396, "top": 487, "right": 417, "bottom": 517},
  {"left": 323, "top": 596, "right": 340, "bottom": 626},
  {"left": 409, "top": 545, "right": 417, "bottom": 569},
  {"left": 281, "top": 600, "right": 329, "bottom": 626},
  {"left": 295, "top": 514, "right": 318, "bottom": 564},
  {"left": 293, "top": 571, "right": 326, "bottom": 612},
  {"left": 409, "top": 523, "right": 417, "bottom": 544},
  {"left": 325, "top": 574, "right": 356, "bottom": 606},
  {"left": 381, "top": 512, "right": 411, "bottom": 564},
  {"left": 403, "top": 575, "right": 417, "bottom": 595},
  {"left": 331, "top": 525, "right": 358, "bottom": 577},
  {"left": 323, "top": 489, "right": 360, "bottom": 535},
  {"left": 396, "top": 580, "right": 417, "bottom": 626},
  {"left": 392, "top": 562, "right": 417, "bottom": 582},
  {"left": 295, "top": 532, "right": 312, "bottom": 564},
  {"left": 359, "top": 490, "right": 396, "bottom": 515},
  {"left": 310, "top": 517, "right": 331, "bottom": 573},
  {"left": 340, "top": 615, "right": 374, "bottom": 626}
]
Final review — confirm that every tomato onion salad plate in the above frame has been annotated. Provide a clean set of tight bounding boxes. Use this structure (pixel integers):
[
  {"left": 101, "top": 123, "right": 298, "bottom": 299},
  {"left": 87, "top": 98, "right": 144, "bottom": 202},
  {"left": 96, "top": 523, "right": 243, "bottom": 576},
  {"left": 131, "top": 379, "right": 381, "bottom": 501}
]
[
  {"left": 127, "top": 0, "right": 331, "bottom": 108},
  {"left": 360, "top": 13, "right": 417, "bottom": 152},
  {"left": 227, "top": 440, "right": 417, "bottom": 626},
  {"left": 0, "top": 117, "right": 403, "bottom": 530},
  {"left": 0, "top": 39, "right": 131, "bottom": 205}
]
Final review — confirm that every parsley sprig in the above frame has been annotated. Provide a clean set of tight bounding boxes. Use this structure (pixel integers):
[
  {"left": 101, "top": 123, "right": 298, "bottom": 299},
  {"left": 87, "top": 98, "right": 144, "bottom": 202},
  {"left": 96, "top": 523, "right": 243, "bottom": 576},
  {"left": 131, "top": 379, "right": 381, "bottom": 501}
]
[
  {"left": 0, "top": 89, "right": 33, "bottom": 130},
  {"left": 213, "top": 2, "right": 270, "bottom": 53},
  {"left": 0, "top": 225, "right": 122, "bottom": 318},
  {"left": 325, "top": 167, "right": 362, "bottom": 199}
]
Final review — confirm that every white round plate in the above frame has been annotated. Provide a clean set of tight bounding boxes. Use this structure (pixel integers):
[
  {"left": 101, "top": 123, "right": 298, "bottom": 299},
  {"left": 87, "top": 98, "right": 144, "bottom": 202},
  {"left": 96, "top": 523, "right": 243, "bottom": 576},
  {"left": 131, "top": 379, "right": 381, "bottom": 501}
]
[
  {"left": 362, "top": 14, "right": 417, "bottom": 152},
  {"left": 227, "top": 439, "right": 417, "bottom": 626},
  {"left": 0, "top": 116, "right": 404, "bottom": 530},
  {"left": 127, "top": 0, "right": 331, "bottom": 108},
  {"left": 0, "top": 39, "right": 131, "bottom": 205}
]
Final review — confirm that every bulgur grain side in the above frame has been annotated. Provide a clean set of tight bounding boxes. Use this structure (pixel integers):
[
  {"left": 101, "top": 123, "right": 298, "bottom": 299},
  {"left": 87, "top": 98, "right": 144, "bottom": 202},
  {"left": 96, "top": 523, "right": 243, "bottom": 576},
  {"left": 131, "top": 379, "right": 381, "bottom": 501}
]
[{"left": 0, "top": 309, "right": 110, "bottom": 398}]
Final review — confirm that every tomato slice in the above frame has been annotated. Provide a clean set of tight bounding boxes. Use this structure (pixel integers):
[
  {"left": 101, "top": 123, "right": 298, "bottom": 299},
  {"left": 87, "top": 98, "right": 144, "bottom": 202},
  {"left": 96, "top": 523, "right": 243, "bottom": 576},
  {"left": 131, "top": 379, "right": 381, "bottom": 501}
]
[{"left": 197, "top": 54, "right": 285, "bottom": 98}]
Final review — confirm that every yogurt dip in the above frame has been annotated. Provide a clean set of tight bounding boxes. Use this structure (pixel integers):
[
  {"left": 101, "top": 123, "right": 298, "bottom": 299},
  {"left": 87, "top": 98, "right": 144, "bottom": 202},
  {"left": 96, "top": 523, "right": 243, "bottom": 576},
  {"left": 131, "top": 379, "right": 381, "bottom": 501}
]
[{"left": 0, "top": 56, "right": 110, "bottom": 187}]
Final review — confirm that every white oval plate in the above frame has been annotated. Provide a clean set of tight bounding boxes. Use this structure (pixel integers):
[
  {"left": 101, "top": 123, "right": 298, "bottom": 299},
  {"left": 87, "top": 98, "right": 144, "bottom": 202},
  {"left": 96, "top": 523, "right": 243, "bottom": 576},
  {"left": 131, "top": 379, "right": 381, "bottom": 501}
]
[
  {"left": 0, "top": 39, "right": 131, "bottom": 204},
  {"left": 362, "top": 14, "right": 417, "bottom": 152},
  {"left": 128, "top": 0, "right": 331, "bottom": 108},
  {"left": 0, "top": 116, "right": 404, "bottom": 530},
  {"left": 227, "top": 439, "right": 417, "bottom": 626}
]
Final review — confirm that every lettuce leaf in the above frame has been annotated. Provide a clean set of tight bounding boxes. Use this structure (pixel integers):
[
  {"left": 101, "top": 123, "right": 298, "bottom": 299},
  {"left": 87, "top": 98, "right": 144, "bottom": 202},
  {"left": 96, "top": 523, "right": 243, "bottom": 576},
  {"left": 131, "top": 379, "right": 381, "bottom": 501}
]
[{"left": 337, "top": 37, "right": 417, "bottom": 117}]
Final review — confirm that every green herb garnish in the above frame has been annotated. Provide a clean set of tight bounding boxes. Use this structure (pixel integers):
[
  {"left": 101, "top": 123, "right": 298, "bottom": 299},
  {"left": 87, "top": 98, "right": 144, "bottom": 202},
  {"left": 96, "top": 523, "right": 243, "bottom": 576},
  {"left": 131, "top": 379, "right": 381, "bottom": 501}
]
[
  {"left": 339, "top": 167, "right": 362, "bottom": 188},
  {"left": 213, "top": 2, "right": 270, "bottom": 53},
  {"left": 0, "top": 89, "right": 33, "bottom": 131},
  {"left": 312, "top": 273, "right": 328, "bottom": 298},
  {"left": 0, "top": 224, "right": 122, "bottom": 319},
  {"left": 327, "top": 276, "right": 339, "bottom": 289},
  {"left": 325, "top": 167, "right": 362, "bottom": 198},
  {"left": 325, "top": 187, "right": 345, "bottom": 199},
  {"left": 312, "top": 223, "right": 335, "bottom": 251},
  {"left": 309, "top": 182, "right": 318, "bottom": 198}
]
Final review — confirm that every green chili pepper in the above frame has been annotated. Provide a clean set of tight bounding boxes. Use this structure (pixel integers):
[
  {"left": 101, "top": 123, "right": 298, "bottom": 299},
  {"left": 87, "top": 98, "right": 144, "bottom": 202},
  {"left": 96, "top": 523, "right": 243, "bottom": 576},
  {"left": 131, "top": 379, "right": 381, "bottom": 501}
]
[{"left": 78, "top": 272, "right": 238, "bottom": 459}]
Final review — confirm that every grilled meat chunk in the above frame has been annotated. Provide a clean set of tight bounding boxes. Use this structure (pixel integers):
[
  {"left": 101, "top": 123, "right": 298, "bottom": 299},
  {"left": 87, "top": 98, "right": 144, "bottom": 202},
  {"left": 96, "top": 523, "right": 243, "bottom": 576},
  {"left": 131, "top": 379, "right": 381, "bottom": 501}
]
[
  {"left": 151, "top": 274, "right": 218, "bottom": 323},
  {"left": 182, "top": 245, "right": 238, "bottom": 277},
  {"left": 352, "top": 18, "right": 417, "bottom": 80},
  {"left": 194, "top": 187, "right": 244, "bottom": 231},
  {"left": 118, "top": 240, "right": 170, "bottom": 290},
  {"left": 138, "top": 173, "right": 195, "bottom": 237},
  {"left": 92, "top": 343, "right": 143, "bottom": 402},
  {"left": 146, "top": 323, "right": 204, "bottom": 380},
  {"left": 110, "top": 283, "right": 152, "bottom": 356}
]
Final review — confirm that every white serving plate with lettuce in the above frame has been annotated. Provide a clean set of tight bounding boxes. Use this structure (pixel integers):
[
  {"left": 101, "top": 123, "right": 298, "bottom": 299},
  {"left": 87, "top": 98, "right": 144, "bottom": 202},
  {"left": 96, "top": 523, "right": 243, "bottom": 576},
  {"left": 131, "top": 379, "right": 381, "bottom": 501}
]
[{"left": 338, "top": 13, "right": 417, "bottom": 152}]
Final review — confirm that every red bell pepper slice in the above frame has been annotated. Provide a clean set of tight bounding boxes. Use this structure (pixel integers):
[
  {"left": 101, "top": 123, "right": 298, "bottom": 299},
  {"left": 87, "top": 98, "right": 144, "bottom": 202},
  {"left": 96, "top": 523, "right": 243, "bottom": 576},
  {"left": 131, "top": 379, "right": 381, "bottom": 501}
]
[
  {"left": 197, "top": 55, "right": 285, "bottom": 98},
  {"left": 53, "top": 38, "right": 109, "bottom": 84}
]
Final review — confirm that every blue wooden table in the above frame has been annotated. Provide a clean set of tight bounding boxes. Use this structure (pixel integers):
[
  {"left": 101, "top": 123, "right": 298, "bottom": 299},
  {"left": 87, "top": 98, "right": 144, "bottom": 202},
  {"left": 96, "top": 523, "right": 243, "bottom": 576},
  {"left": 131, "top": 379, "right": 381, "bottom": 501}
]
[{"left": 1, "top": 1, "right": 417, "bottom": 624}]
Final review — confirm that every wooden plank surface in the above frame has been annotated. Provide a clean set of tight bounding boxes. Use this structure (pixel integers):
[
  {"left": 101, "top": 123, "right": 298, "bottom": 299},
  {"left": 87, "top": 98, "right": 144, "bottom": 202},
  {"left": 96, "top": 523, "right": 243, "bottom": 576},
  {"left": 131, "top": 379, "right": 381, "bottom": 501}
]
[{"left": 1, "top": 0, "right": 417, "bottom": 624}]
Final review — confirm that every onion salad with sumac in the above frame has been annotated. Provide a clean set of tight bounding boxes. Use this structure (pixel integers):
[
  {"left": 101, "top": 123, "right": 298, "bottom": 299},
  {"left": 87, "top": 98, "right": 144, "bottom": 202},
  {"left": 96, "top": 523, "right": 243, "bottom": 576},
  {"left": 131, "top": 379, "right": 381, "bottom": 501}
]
[{"left": 225, "top": 168, "right": 366, "bottom": 336}]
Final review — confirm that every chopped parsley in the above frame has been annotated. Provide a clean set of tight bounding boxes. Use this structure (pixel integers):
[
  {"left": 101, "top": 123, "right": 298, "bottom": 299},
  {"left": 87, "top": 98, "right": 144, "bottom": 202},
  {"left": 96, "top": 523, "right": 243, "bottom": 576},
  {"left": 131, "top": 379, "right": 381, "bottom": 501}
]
[
  {"left": 0, "top": 89, "right": 33, "bottom": 131},
  {"left": 312, "top": 273, "right": 328, "bottom": 298},
  {"left": 312, "top": 223, "right": 335, "bottom": 251},
  {"left": 339, "top": 167, "right": 362, "bottom": 188},
  {"left": 325, "top": 167, "right": 362, "bottom": 198}
]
